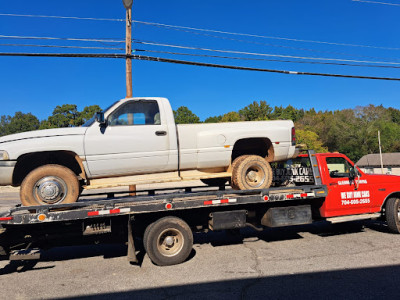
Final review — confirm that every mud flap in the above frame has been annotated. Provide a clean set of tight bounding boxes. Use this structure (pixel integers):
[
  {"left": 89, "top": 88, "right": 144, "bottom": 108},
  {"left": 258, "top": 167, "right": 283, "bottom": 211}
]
[{"left": 127, "top": 219, "right": 138, "bottom": 263}]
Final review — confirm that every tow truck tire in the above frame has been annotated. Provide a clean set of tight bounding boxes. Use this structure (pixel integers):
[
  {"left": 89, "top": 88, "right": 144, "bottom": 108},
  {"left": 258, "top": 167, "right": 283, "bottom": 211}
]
[
  {"left": 20, "top": 164, "right": 80, "bottom": 206},
  {"left": 201, "top": 178, "right": 228, "bottom": 187},
  {"left": 385, "top": 197, "right": 400, "bottom": 233},
  {"left": 232, "top": 155, "right": 273, "bottom": 190},
  {"left": 143, "top": 216, "right": 193, "bottom": 266}
]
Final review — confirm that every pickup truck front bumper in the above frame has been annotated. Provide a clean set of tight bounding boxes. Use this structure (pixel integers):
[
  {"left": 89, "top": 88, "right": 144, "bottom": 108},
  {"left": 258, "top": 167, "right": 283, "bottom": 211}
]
[{"left": 0, "top": 161, "right": 16, "bottom": 186}]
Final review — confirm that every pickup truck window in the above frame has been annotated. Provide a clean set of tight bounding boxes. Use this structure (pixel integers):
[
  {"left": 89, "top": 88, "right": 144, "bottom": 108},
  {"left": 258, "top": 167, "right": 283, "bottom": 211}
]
[
  {"left": 326, "top": 157, "right": 352, "bottom": 178},
  {"left": 108, "top": 100, "right": 160, "bottom": 126}
]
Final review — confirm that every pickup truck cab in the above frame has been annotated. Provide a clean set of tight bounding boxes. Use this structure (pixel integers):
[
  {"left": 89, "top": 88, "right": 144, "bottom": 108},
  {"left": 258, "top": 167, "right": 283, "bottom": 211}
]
[{"left": 0, "top": 97, "right": 297, "bottom": 206}]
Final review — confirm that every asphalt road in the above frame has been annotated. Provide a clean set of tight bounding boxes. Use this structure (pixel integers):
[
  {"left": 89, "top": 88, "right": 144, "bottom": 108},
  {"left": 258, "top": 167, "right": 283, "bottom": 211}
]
[{"left": 1, "top": 189, "right": 400, "bottom": 299}]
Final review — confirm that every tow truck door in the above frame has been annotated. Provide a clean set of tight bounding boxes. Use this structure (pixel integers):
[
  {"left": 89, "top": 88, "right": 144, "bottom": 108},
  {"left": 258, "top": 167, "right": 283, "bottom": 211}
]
[{"left": 319, "top": 155, "right": 372, "bottom": 217}]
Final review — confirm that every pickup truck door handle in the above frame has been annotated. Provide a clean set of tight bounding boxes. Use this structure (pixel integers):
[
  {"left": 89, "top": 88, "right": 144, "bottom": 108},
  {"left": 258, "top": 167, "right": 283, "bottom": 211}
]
[
  {"left": 329, "top": 182, "right": 338, "bottom": 186},
  {"left": 155, "top": 130, "right": 167, "bottom": 136}
]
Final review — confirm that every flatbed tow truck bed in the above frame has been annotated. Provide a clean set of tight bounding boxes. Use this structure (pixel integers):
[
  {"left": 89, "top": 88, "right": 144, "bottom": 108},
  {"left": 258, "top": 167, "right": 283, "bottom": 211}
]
[
  {"left": 3, "top": 150, "right": 396, "bottom": 266},
  {"left": 0, "top": 181, "right": 327, "bottom": 265}
]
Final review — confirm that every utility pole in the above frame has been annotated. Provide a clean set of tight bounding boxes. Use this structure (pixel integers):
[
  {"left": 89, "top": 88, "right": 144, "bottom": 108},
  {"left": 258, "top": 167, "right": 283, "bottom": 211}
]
[
  {"left": 378, "top": 130, "right": 384, "bottom": 174},
  {"left": 123, "top": 0, "right": 133, "bottom": 98},
  {"left": 122, "top": 0, "right": 136, "bottom": 196}
]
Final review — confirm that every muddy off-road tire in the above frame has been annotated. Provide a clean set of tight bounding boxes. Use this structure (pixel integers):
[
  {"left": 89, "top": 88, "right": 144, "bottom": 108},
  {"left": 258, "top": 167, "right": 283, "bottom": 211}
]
[
  {"left": 144, "top": 216, "right": 193, "bottom": 266},
  {"left": 230, "top": 155, "right": 249, "bottom": 190},
  {"left": 231, "top": 155, "right": 273, "bottom": 190},
  {"left": 386, "top": 197, "right": 400, "bottom": 234},
  {"left": 20, "top": 164, "right": 80, "bottom": 206},
  {"left": 200, "top": 178, "right": 228, "bottom": 187}
]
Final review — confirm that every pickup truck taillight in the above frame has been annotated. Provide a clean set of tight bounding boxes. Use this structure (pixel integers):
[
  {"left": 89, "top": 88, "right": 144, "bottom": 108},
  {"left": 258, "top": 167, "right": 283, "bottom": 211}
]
[{"left": 291, "top": 127, "right": 296, "bottom": 146}]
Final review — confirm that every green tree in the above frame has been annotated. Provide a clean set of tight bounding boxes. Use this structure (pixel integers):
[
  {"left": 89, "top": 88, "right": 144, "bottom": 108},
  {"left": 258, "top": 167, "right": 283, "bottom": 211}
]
[
  {"left": 76, "top": 105, "right": 102, "bottom": 126},
  {"left": 204, "top": 115, "right": 222, "bottom": 123},
  {"left": 0, "top": 112, "right": 39, "bottom": 136},
  {"left": 42, "top": 104, "right": 79, "bottom": 128},
  {"left": 272, "top": 105, "right": 303, "bottom": 122},
  {"left": 220, "top": 111, "right": 241, "bottom": 122},
  {"left": 0, "top": 115, "right": 12, "bottom": 136},
  {"left": 173, "top": 106, "right": 200, "bottom": 124},
  {"left": 388, "top": 107, "right": 400, "bottom": 124},
  {"left": 296, "top": 129, "right": 328, "bottom": 153},
  {"left": 239, "top": 101, "right": 272, "bottom": 121}
]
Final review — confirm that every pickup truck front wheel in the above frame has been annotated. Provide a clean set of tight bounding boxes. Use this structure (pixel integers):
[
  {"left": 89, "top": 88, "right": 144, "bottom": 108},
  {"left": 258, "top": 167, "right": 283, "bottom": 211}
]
[
  {"left": 232, "top": 155, "right": 272, "bottom": 190},
  {"left": 20, "top": 164, "right": 80, "bottom": 206},
  {"left": 385, "top": 197, "right": 400, "bottom": 233}
]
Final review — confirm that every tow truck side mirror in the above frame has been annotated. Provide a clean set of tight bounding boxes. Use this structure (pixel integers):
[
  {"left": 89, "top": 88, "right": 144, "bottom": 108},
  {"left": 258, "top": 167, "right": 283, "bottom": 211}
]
[{"left": 349, "top": 167, "right": 359, "bottom": 180}]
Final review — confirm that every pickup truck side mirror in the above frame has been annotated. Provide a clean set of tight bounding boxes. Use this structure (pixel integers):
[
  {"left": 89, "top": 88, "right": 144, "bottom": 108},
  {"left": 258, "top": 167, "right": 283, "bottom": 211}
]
[{"left": 95, "top": 112, "right": 107, "bottom": 126}]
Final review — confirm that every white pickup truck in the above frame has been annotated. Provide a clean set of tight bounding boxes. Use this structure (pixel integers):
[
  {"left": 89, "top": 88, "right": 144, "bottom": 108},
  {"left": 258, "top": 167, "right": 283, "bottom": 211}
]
[{"left": 0, "top": 97, "right": 298, "bottom": 206}]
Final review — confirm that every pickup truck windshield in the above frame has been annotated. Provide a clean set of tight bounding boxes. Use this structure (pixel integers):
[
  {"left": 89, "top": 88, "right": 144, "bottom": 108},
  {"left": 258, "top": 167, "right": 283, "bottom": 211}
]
[{"left": 81, "top": 101, "right": 119, "bottom": 127}]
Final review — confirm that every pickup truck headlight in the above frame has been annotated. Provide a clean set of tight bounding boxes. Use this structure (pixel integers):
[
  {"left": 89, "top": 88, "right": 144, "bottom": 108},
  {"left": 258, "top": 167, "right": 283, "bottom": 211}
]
[{"left": 0, "top": 151, "right": 9, "bottom": 160}]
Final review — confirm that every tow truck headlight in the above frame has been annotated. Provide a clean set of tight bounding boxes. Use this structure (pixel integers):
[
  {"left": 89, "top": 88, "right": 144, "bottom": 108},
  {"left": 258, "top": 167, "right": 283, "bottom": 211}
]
[{"left": 0, "top": 151, "right": 9, "bottom": 160}]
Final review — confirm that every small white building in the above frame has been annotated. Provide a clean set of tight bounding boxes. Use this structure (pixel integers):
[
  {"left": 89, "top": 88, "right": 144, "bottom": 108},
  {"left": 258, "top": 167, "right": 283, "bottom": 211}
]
[{"left": 356, "top": 153, "right": 400, "bottom": 175}]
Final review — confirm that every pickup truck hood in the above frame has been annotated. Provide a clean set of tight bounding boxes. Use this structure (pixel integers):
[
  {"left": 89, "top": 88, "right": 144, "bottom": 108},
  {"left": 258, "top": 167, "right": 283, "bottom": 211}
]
[{"left": 0, "top": 127, "right": 88, "bottom": 144}]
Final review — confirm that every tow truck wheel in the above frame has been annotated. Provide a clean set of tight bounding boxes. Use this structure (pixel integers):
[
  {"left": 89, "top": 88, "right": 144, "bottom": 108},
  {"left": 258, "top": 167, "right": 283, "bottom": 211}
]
[
  {"left": 20, "top": 164, "right": 80, "bottom": 206},
  {"left": 232, "top": 155, "right": 273, "bottom": 190},
  {"left": 143, "top": 217, "right": 193, "bottom": 266},
  {"left": 385, "top": 197, "right": 400, "bottom": 233}
]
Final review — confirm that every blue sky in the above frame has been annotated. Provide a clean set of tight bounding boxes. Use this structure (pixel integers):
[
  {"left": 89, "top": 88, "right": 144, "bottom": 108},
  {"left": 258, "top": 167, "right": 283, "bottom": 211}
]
[{"left": 0, "top": 0, "right": 399, "bottom": 121}]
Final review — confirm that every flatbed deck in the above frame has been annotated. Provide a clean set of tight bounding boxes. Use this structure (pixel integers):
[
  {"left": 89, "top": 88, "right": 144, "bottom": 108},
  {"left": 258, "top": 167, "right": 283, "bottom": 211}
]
[{"left": 0, "top": 184, "right": 327, "bottom": 225}]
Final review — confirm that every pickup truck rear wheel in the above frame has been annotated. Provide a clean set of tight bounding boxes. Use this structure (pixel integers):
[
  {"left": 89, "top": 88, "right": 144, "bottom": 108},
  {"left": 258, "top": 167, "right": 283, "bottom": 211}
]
[
  {"left": 232, "top": 155, "right": 272, "bottom": 190},
  {"left": 385, "top": 197, "right": 400, "bottom": 233},
  {"left": 20, "top": 164, "right": 80, "bottom": 206},
  {"left": 144, "top": 216, "right": 193, "bottom": 266}
]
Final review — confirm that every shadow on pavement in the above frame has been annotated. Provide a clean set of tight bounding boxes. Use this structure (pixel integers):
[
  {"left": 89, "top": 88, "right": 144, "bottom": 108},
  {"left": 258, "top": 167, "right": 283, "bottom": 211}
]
[
  {"left": 56, "top": 264, "right": 399, "bottom": 299},
  {"left": 0, "top": 220, "right": 391, "bottom": 275}
]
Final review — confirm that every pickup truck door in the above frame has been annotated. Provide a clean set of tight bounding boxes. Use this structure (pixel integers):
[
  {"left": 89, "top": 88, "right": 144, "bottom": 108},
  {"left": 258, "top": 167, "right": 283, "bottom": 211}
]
[
  {"left": 84, "top": 100, "right": 170, "bottom": 177},
  {"left": 320, "top": 156, "right": 372, "bottom": 217}
]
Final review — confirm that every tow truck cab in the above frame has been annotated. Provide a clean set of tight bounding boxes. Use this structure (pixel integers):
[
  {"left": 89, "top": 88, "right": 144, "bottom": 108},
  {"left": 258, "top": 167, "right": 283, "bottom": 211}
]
[{"left": 285, "top": 152, "right": 400, "bottom": 218}]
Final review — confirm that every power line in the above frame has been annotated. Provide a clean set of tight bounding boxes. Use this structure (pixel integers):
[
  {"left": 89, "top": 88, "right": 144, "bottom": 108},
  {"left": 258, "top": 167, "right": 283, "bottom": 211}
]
[
  {"left": 2, "top": 33, "right": 399, "bottom": 65},
  {"left": 0, "top": 34, "right": 124, "bottom": 43},
  {"left": 133, "top": 20, "right": 400, "bottom": 51},
  {"left": 134, "top": 39, "right": 400, "bottom": 66},
  {"left": 0, "top": 52, "right": 399, "bottom": 81},
  {"left": 1, "top": 12, "right": 399, "bottom": 51},
  {"left": 135, "top": 20, "right": 400, "bottom": 61},
  {"left": 138, "top": 49, "right": 400, "bottom": 69},
  {"left": 0, "top": 43, "right": 124, "bottom": 50},
  {"left": 352, "top": 0, "right": 400, "bottom": 6},
  {"left": 0, "top": 13, "right": 124, "bottom": 22},
  {"left": 1, "top": 41, "right": 398, "bottom": 68}
]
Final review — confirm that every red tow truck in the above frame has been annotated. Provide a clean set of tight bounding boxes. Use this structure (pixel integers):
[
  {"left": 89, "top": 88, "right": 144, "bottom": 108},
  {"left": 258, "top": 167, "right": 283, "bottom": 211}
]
[{"left": 1, "top": 150, "right": 400, "bottom": 266}]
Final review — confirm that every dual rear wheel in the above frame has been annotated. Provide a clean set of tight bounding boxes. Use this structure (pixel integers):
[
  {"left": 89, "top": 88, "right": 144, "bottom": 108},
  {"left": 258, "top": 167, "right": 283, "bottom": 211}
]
[
  {"left": 231, "top": 155, "right": 272, "bottom": 190},
  {"left": 199, "top": 155, "right": 273, "bottom": 191}
]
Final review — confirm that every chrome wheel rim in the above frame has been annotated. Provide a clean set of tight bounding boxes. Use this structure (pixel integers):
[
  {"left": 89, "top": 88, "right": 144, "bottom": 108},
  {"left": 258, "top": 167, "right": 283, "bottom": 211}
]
[
  {"left": 33, "top": 176, "right": 68, "bottom": 204},
  {"left": 245, "top": 165, "right": 266, "bottom": 188}
]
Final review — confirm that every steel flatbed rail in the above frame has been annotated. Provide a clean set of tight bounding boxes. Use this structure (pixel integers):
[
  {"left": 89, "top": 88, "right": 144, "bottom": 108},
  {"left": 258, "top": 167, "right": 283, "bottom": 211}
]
[{"left": 0, "top": 184, "right": 327, "bottom": 226}]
